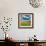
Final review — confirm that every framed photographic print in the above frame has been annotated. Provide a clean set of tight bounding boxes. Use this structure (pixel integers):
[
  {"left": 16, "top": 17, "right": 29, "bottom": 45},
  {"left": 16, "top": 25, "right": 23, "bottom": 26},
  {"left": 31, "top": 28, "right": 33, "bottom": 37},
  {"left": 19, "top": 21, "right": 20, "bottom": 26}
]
[{"left": 18, "top": 13, "right": 34, "bottom": 28}]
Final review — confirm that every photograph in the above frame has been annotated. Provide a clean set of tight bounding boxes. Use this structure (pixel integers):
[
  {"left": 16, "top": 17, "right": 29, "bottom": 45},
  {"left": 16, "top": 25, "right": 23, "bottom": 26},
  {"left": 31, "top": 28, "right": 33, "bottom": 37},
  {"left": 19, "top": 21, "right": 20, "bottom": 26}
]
[{"left": 18, "top": 13, "right": 34, "bottom": 28}]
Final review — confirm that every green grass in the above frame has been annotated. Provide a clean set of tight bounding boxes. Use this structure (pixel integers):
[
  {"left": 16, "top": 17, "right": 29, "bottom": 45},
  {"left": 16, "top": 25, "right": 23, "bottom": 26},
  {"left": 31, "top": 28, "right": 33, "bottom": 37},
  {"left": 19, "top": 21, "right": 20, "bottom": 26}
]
[{"left": 21, "top": 22, "right": 31, "bottom": 26}]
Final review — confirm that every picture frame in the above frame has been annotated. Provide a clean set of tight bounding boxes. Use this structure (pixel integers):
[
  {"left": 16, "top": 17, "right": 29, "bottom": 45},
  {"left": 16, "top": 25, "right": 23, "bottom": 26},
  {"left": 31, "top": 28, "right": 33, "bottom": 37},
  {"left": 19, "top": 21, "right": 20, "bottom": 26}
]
[{"left": 18, "top": 13, "right": 34, "bottom": 29}]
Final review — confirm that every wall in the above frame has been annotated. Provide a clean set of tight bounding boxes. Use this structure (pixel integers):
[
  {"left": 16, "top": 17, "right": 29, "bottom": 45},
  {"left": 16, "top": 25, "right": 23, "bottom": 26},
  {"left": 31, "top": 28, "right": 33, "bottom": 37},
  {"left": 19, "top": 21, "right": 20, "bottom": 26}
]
[
  {"left": 0, "top": 0, "right": 46, "bottom": 40},
  {"left": 44, "top": 15, "right": 46, "bottom": 40}
]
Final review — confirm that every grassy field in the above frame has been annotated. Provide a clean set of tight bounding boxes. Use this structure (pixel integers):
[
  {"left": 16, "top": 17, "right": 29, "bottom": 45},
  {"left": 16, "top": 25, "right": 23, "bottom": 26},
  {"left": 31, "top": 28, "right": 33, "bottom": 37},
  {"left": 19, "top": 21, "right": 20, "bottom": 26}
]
[{"left": 20, "top": 21, "right": 31, "bottom": 26}]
